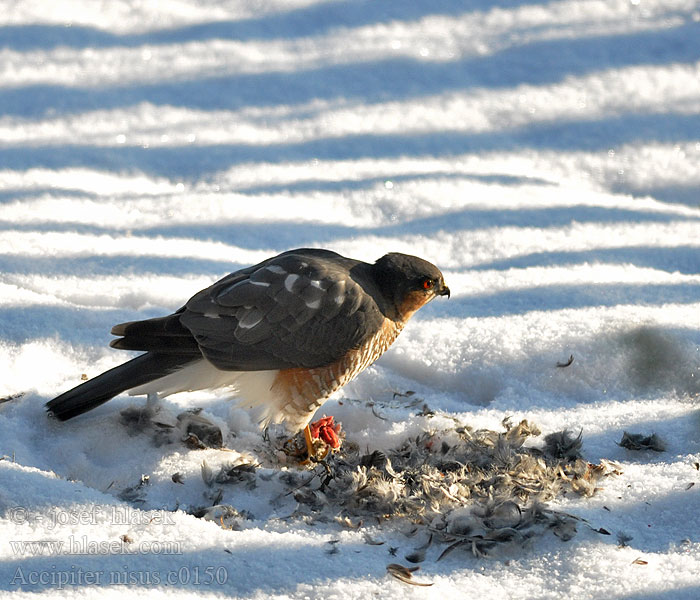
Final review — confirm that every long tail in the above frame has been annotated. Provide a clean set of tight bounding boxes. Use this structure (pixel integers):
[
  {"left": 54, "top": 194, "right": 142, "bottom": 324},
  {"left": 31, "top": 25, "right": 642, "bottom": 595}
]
[{"left": 46, "top": 353, "right": 197, "bottom": 421}]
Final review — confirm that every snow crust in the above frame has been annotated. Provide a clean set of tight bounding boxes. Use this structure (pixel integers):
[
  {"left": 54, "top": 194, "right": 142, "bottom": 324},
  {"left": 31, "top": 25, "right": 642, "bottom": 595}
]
[{"left": 1, "top": 0, "right": 699, "bottom": 597}]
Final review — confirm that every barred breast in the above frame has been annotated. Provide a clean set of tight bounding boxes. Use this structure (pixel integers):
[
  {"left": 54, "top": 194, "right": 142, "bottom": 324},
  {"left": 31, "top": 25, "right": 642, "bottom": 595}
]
[{"left": 272, "top": 318, "right": 405, "bottom": 431}]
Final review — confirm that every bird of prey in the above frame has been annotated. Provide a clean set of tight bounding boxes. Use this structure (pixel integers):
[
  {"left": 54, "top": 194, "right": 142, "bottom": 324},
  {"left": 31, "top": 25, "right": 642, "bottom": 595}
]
[{"left": 46, "top": 248, "right": 450, "bottom": 457}]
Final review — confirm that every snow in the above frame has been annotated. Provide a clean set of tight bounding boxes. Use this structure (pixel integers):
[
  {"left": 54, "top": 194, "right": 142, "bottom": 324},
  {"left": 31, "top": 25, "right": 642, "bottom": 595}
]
[{"left": 1, "top": 0, "right": 699, "bottom": 597}]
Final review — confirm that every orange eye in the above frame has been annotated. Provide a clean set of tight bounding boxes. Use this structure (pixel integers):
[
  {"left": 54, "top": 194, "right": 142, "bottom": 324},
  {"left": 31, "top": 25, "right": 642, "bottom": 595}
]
[{"left": 422, "top": 278, "right": 434, "bottom": 290}]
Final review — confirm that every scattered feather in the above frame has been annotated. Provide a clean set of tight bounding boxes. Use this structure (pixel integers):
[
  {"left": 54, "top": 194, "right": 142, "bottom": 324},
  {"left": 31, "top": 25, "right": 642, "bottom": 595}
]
[
  {"left": 183, "top": 432, "right": 207, "bottom": 449},
  {"left": 119, "top": 406, "right": 225, "bottom": 450},
  {"left": 117, "top": 474, "right": 150, "bottom": 504},
  {"left": 202, "top": 417, "right": 619, "bottom": 560},
  {"left": 209, "top": 488, "right": 224, "bottom": 506},
  {"left": 201, "top": 460, "right": 214, "bottom": 487},
  {"left": 386, "top": 563, "right": 433, "bottom": 586},
  {"left": 549, "top": 514, "right": 578, "bottom": 541},
  {"left": 556, "top": 355, "right": 574, "bottom": 367},
  {"left": 214, "top": 461, "right": 258, "bottom": 487},
  {"left": 543, "top": 430, "right": 583, "bottom": 461},
  {"left": 120, "top": 406, "right": 158, "bottom": 433},
  {"left": 336, "top": 516, "right": 362, "bottom": 529},
  {"left": 480, "top": 501, "right": 522, "bottom": 530},
  {"left": 178, "top": 411, "right": 224, "bottom": 449},
  {"left": 618, "top": 432, "right": 666, "bottom": 452},
  {"left": 417, "top": 404, "right": 435, "bottom": 417},
  {"left": 371, "top": 405, "right": 388, "bottom": 421},
  {"left": 191, "top": 504, "right": 250, "bottom": 529},
  {"left": 404, "top": 550, "right": 425, "bottom": 563},
  {"left": 0, "top": 392, "right": 24, "bottom": 404},
  {"left": 325, "top": 539, "right": 340, "bottom": 555},
  {"left": 363, "top": 533, "right": 385, "bottom": 545},
  {"left": 617, "top": 532, "right": 633, "bottom": 547}
]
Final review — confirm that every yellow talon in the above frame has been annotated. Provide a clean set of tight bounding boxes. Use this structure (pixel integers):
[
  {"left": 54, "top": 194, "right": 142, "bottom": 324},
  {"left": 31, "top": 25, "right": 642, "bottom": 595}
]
[
  {"left": 298, "top": 424, "right": 330, "bottom": 465},
  {"left": 304, "top": 424, "right": 314, "bottom": 457}
]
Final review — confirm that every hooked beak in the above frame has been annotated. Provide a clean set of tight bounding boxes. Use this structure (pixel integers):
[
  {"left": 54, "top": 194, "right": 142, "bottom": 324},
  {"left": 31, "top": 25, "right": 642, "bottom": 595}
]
[{"left": 438, "top": 282, "right": 450, "bottom": 299}]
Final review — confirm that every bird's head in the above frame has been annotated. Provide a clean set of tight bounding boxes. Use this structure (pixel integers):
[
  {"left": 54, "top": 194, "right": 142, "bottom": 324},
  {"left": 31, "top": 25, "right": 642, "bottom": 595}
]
[{"left": 371, "top": 252, "right": 450, "bottom": 322}]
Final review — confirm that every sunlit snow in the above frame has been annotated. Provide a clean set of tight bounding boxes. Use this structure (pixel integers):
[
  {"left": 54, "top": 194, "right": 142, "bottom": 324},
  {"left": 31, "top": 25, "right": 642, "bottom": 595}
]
[{"left": 1, "top": 1, "right": 699, "bottom": 598}]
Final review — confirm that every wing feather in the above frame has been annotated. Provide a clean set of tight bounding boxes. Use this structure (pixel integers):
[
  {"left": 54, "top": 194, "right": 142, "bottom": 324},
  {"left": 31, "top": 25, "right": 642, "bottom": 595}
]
[
  {"left": 109, "top": 249, "right": 388, "bottom": 371},
  {"left": 179, "top": 250, "right": 385, "bottom": 370}
]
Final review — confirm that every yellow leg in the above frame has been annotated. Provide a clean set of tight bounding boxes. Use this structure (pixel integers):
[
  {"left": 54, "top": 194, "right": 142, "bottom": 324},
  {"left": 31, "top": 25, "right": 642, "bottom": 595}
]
[
  {"left": 303, "top": 424, "right": 314, "bottom": 458},
  {"left": 299, "top": 424, "right": 330, "bottom": 464}
]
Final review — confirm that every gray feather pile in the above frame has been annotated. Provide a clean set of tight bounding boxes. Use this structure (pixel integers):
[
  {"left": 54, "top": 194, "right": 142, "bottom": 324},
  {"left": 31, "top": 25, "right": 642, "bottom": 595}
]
[{"left": 204, "top": 417, "right": 620, "bottom": 560}]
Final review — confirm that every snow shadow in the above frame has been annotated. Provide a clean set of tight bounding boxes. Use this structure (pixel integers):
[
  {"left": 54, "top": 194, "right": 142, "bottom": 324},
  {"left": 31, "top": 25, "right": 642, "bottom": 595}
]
[
  {"left": 474, "top": 246, "right": 700, "bottom": 276},
  {"left": 621, "top": 588, "right": 700, "bottom": 600},
  {"left": 459, "top": 282, "right": 700, "bottom": 318},
  {"left": 0, "top": 0, "right": 533, "bottom": 51},
  {"left": 0, "top": 305, "right": 151, "bottom": 345},
  {"left": 233, "top": 172, "right": 556, "bottom": 195},
  {"left": 1, "top": 528, "right": 413, "bottom": 595},
  {"left": 0, "top": 253, "right": 236, "bottom": 278},
  {"left": 2, "top": 21, "right": 698, "bottom": 119},
  {"left": 1, "top": 110, "right": 699, "bottom": 179},
  {"left": 611, "top": 183, "right": 700, "bottom": 210},
  {"left": 120, "top": 204, "right": 699, "bottom": 247},
  {"left": 380, "top": 324, "right": 700, "bottom": 409}
]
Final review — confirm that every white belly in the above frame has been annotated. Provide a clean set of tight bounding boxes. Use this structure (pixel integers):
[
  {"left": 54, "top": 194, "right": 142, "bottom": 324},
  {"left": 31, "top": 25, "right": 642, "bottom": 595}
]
[{"left": 127, "top": 360, "right": 304, "bottom": 430}]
